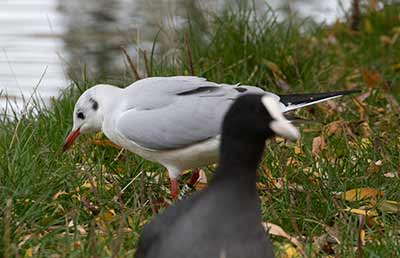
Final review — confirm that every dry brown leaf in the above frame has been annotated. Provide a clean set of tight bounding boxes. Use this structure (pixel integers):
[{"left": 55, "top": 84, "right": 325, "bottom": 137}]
[
  {"left": 366, "top": 216, "right": 384, "bottom": 228},
  {"left": 362, "top": 69, "right": 380, "bottom": 87},
  {"left": 276, "top": 79, "right": 291, "bottom": 92},
  {"left": 360, "top": 121, "right": 371, "bottom": 138},
  {"left": 383, "top": 172, "right": 397, "bottom": 178},
  {"left": 74, "top": 240, "right": 82, "bottom": 249},
  {"left": 52, "top": 191, "right": 68, "bottom": 200},
  {"left": 325, "top": 99, "right": 343, "bottom": 113},
  {"left": 18, "top": 233, "right": 34, "bottom": 248},
  {"left": 256, "top": 182, "right": 268, "bottom": 190},
  {"left": 286, "top": 157, "right": 299, "bottom": 166},
  {"left": 270, "top": 178, "right": 305, "bottom": 192},
  {"left": 341, "top": 188, "right": 384, "bottom": 202},
  {"left": 194, "top": 182, "right": 208, "bottom": 191},
  {"left": 369, "top": 0, "right": 378, "bottom": 9},
  {"left": 366, "top": 160, "right": 382, "bottom": 175},
  {"left": 312, "top": 136, "right": 326, "bottom": 157},
  {"left": 261, "top": 165, "right": 273, "bottom": 181},
  {"left": 263, "top": 222, "right": 305, "bottom": 256},
  {"left": 312, "top": 234, "right": 330, "bottom": 256},
  {"left": 353, "top": 98, "right": 367, "bottom": 121},
  {"left": 393, "top": 26, "right": 400, "bottom": 34},
  {"left": 380, "top": 35, "right": 392, "bottom": 45},
  {"left": 264, "top": 60, "right": 286, "bottom": 79},
  {"left": 76, "top": 225, "right": 87, "bottom": 235},
  {"left": 356, "top": 88, "right": 372, "bottom": 102},
  {"left": 198, "top": 169, "right": 207, "bottom": 184},
  {"left": 378, "top": 200, "right": 400, "bottom": 214},
  {"left": 194, "top": 170, "right": 208, "bottom": 191},
  {"left": 90, "top": 139, "right": 121, "bottom": 149},
  {"left": 325, "top": 120, "right": 344, "bottom": 136},
  {"left": 325, "top": 226, "right": 341, "bottom": 245}
]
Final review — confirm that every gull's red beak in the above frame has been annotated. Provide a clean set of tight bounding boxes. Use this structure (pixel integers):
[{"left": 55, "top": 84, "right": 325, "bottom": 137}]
[{"left": 63, "top": 128, "right": 80, "bottom": 151}]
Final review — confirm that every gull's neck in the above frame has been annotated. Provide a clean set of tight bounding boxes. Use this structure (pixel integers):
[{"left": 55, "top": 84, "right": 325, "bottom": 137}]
[
  {"left": 94, "top": 85, "right": 124, "bottom": 118},
  {"left": 87, "top": 85, "right": 124, "bottom": 136}
]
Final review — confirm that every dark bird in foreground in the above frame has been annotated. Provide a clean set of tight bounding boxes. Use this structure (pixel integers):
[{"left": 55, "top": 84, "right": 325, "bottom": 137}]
[{"left": 135, "top": 94, "right": 300, "bottom": 258}]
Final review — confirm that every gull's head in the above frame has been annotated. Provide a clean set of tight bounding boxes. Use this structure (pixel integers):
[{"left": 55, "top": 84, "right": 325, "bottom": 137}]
[{"left": 63, "top": 85, "right": 111, "bottom": 151}]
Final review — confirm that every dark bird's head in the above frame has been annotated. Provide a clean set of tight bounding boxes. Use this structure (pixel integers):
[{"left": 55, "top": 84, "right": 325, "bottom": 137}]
[{"left": 222, "top": 94, "right": 300, "bottom": 142}]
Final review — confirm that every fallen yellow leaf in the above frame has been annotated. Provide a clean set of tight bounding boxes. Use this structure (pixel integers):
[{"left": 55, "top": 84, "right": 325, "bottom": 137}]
[
  {"left": 99, "top": 209, "right": 116, "bottom": 222},
  {"left": 294, "top": 146, "right": 302, "bottom": 155},
  {"left": 278, "top": 243, "right": 300, "bottom": 258},
  {"left": 359, "top": 229, "right": 366, "bottom": 245},
  {"left": 363, "top": 19, "right": 373, "bottom": 34},
  {"left": 341, "top": 188, "right": 384, "bottom": 202},
  {"left": 343, "top": 208, "right": 379, "bottom": 217},
  {"left": 391, "top": 63, "right": 400, "bottom": 71},
  {"left": 25, "top": 248, "right": 33, "bottom": 257},
  {"left": 81, "top": 180, "right": 97, "bottom": 189},
  {"left": 262, "top": 222, "right": 305, "bottom": 257}
]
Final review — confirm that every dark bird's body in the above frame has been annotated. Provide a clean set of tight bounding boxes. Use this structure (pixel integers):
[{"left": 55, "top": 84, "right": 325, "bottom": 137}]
[{"left": 135, "top": 94, "right": 301, "bottom": 258}]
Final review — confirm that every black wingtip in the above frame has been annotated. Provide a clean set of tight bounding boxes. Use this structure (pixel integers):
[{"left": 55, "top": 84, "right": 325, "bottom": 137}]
[{"left": 278, "top": 89, "right": 360, "bottom": 106}]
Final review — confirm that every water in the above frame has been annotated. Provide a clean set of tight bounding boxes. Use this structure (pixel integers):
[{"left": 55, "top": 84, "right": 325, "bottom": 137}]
[
  {"left": 0, "top": 0, "right": 351, "bottom": 115},
  {"left": 0, "top": 0, "right": 67, "bottom": 114}
]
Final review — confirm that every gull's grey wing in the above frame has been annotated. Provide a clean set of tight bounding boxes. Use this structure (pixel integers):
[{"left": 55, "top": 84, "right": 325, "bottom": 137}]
[
  {"left": 116, "top": 90, "right": 233, "bottom": 150},
  {"left": 122, "top": 76, "right": 270, "bottom": 109},
  {"left": 123, "top": 76, "right": 220, "bottom": 110},
  {"left": 116, "top": 76, "right": 273, "bottom": 150}
]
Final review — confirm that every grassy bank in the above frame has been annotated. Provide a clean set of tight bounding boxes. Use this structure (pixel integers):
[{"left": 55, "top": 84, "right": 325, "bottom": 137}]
[{"left": 1, "top": 3, "right": 400, "bottom": 257}]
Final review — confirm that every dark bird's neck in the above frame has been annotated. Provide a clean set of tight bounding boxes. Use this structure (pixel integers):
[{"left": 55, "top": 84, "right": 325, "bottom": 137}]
[{"left": 213, "top": 133, "right": 266, "bottom": 188}]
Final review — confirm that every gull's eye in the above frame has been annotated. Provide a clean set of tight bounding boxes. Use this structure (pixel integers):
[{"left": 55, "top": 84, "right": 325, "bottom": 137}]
[{"left": 77, "top": 111, "right": 85, "bottom": 120}]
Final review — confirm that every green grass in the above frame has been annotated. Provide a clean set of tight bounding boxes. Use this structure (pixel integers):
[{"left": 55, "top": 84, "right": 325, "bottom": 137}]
[{"left": 1, "top": 2, "right": 400, "bottom": 257}]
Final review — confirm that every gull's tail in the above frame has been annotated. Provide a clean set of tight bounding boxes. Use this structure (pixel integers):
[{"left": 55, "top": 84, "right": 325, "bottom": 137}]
[{"left": 279, "top": 90, "right": 360, "bottom": 112}]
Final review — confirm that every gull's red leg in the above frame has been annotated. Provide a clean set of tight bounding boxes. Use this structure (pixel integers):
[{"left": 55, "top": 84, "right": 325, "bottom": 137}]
[
  {"left": 170, "top": 178, "right": 179, "bottom": 199},
  {"left": 188, "top": 169, "right": 200, "bottom": 187}
]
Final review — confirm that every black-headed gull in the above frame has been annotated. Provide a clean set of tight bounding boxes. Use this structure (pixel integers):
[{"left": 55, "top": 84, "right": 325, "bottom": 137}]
[
  {"left": 63, "top": 76, "right": 356, "bottom": 198},
  {"left": 135, "top": 94, "right": 297, "bottom": 258}
]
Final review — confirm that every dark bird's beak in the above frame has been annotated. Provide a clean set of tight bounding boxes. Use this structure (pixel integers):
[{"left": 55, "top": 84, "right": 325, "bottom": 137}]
[{"left": 63, "top": 128, "right": 80, "bottom": 151}]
